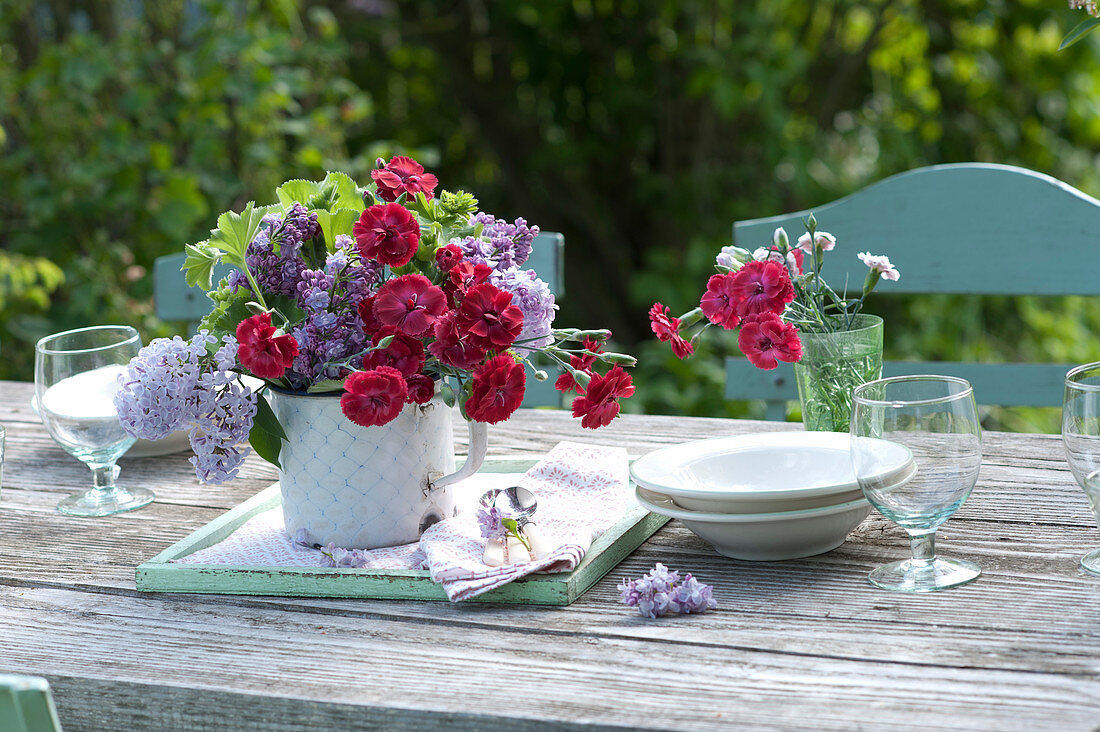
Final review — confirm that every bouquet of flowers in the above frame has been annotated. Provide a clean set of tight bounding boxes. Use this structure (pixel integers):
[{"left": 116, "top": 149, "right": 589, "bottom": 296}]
[
  {"left": 116, "top": 157, "right": 635, "bottom": 483},
  {"left": 649, "top": 214, "right": 899, "bottom": 367}
]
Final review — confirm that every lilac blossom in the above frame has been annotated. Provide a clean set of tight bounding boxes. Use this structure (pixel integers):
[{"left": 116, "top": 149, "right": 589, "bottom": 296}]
[
  {"left": 477, "top": 505, "right": 508, "bottom": 542},
  {"left": 115, "top": 332, "right": 258, "bottom": 484},
  {"left": 619, "top": 563, "right": 717, "bottom": 619},
  {"left": 490, "top": 267, "right": 557, "bottom": 352},
  {"left": 453, "top": 212, "right": 539, "bottom": 271}
]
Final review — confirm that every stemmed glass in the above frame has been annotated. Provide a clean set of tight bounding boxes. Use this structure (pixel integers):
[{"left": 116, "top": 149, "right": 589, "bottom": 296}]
[
  {"left": 1061, "top": 362, "right": 1100, "bottom": 575},
  {"left": 35, "top": 325, "right": 154, "bottom": 516},
  {"left": 850, "top": 375, "right": 982, "bottom": 592}
]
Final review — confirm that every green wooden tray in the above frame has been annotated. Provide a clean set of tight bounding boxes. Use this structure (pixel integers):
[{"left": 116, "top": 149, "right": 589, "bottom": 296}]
[{"left": 135, "top": 458, "right": 668, "bottom": 605}]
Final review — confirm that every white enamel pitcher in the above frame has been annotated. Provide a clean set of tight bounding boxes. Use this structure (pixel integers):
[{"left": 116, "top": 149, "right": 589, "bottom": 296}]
[{"left": 268, "top": 390, "right": 487, "bottom": 550}]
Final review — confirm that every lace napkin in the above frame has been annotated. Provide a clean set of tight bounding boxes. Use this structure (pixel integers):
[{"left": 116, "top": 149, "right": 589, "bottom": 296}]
[{"left": 173, "top": 441, "right": 631, "bottom": 602}]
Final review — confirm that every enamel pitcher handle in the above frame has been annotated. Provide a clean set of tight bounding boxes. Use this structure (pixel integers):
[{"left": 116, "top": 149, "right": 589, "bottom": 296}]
[{"left": 428, "top": 419, "right": 488, "bottom": 491}]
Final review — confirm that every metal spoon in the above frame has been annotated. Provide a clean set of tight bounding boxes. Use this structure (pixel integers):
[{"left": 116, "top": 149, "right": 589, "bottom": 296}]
[{"left": 478, "top": 485, "right": 538, "bottom": 527}]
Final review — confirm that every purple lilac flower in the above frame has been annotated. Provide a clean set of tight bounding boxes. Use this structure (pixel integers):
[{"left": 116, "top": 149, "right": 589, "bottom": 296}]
[
  {"left": 453, "top": 212, "right": 539, "bottom": 271},
  {"left": 241, "top": 217, "right": 305, "bottom": 298},
  {"left": 490, "top": 267, "right": 557, "bottom": 352},
  {"left": 297, "top": 268, "right": 335, "bottom": 312},
  {"left": 619, "top": 563, "right": 717, "bottom": 619},
  {"left": 116, "top": 332, "right": 258, "bottom": 484},
  {"left": 286, "top": 311, "right": 368, "bottom": 390},
  {"left": 318, "top": 543, "right": 370, "bottom": 568},
  {"left": 278, "top": 203, "right": 322, "bottom": 258},
  {"left": 477, "top": 505, "right": 508, "bottom": 542}
]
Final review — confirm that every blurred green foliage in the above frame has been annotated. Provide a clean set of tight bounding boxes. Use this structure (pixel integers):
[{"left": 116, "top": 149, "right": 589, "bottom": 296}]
[
  {"left": 2, "top": 0, "right": 1100, "bottom": 431},
  {"left": 0, "top": 0, "right": 373, "bottom": 371}
]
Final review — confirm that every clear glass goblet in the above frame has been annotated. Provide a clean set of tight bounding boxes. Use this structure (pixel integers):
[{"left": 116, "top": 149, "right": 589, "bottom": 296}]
[
  {"left": 850, "top": 375, "right": 982, "bottom": 592},
  {"left": 35, "top": 325, "right": 154, "bottom": 516},
  {"left": 1061, "top": 361, "right": 1100, "bottom": 575}
]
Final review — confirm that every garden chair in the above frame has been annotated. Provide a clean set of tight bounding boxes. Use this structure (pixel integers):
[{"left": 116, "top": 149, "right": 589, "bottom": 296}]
[
  {"left": 154, "top": 231, "right": 566, "bottom": 408},
  {"left": 723, "top": 163, "right": 1100, "bottom": 420},
  {"left": 0, "top": 674, "right": 63, "bottom": 732}
]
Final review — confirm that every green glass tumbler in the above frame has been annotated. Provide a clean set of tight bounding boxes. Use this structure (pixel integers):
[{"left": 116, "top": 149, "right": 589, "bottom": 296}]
[{"left": 794, "top": 314, "right": 883, "bottom": 432}]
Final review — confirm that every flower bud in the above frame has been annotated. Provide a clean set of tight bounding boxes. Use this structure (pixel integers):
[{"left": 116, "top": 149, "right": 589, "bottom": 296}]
[
  {"left": 862, "top": 269, "right": 882, "bottom": 296},
  {"left": 375, "top": 157, "right": 387, "bottom": 168},
  {"left": 806, "top": 212, "right": 817, "bottom": 230},
  {"left": 376, "top": 335, "right": 395, "bottom": 349},
  {"left": 572, "top": 370, "right": 592, "bottom": 390},
  {"left": 534, "top": 370, "right": 549, "bottom": 382},
  {"left": 569, "top": 329, "right": 613, "bottom": 340},
  {"left": 772, "top": 227, "right": 790, "bottom": 252},
  {"left": 245, "top": 301, "right": 268, "bottom": 316},
  {"left": 600, "top": 351, "right": 637, "bottom": 367}
]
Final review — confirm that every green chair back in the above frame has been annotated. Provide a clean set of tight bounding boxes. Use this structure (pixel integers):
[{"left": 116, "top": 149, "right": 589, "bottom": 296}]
[
  {"left": 724, "top": 163, "right": 1100, "bottom": 418},
  {"left": 153, "top": 231, "right": 567, "bottom": 407},
  {"left": 0, "top": 674, "right": 63, "bottom": 732}
]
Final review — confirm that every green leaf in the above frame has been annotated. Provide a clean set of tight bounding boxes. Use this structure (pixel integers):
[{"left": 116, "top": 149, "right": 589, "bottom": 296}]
[
  {"left": 314, "top": 208, "right": 361, "bottom": 250},
  {"left": 440, "top": 382, "right": 456, "bottom": 408},
  {"left": 1060, "top": 17, "right": 1100, "bottom": 49},
  {"left": 276, "top": 179, "right": 324, "bottom": 207},
  {"left": 182, "top": 241, "right": 225, "bottom": 289},
  {"left": 320, "top": 171, "right": 366, "bottom": 212},
  {"left": 209, "top": 202, "right": 266, "bottom": 269},
  {"left": 248, "top": 394, "right": 286, "bottom": 468},
  {"left": 307, "top": 379, "right": 346, "bottom": 393},
  {"left": 199, "top": 286, "right": 253, "bottom": 335}
]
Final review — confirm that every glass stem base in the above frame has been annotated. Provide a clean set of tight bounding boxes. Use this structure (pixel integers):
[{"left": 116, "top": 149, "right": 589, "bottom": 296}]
[
  {"left": 58, "top": 466, "right": 154, "bottom": 517},
  {"left": 1081, "top": 548, "right": 1100, "bottom": 575},
  {"left": 868, "top": 532, "right": 980, "bottom": 592}
]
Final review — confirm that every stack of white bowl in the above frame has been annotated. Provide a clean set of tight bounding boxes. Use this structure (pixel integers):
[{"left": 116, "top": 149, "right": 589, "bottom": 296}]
[{"left": 630, "top": 431, "right": 913, "bottom": 561}]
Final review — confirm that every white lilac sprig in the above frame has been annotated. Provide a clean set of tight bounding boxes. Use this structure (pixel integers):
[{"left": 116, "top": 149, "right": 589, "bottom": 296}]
[{"left": 619, "top": 563, "right": 717, "bottom": 619}]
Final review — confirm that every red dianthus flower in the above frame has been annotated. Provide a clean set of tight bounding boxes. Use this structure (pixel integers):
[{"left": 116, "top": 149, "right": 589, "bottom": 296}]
[
  {"left": 571, "top": 366, "right": 635, "bottom": 429},
  {"left": 444, "top": 260, "right": 494, "bottom": 308},
  {"left": 364, "top": 330, "right": 426, "bottom": 377},
  {"left": 427, "top": 311, "right": 487, "bottom": 370},
  {"left": 372, "top": 274, "right": 447, "bottom": 337},
  {"left": 455, "top": 283, "right": 524, "bottom": 350},
  {"left": 236, "top": 313, "right": 299, "bottom": 379},
  {"left": 357, "top": 294, "right": 382, "bottom": 336},
  {"left": 434, "top": 244, "right": 464, "bottom": 272},
  {"left": 405, "top": 374, "right": 436, "bottom": 405},
  {"left": 699, "top": 273, "right": 742, "bottom": 330},
  {"left": 554, "top": 337, "right": 602, "bottom": 395},
  {"left": 340, "top": 366, "right": 408, "bottom": 427},
  {"left": 737, "top": 312, "right": 802, "bottom": 370},
  {"left": 730, "top": 260, "right": 795, "bottom": 318},
  {"left": 466, "top": 355, "right": 526, "bottom": 424},
  {"left": 371, "top": 156, "right": 439, "bottom": 203},
  {"left": 648, "top": 302, "right": 694, "bottom": 360},
  {"left": 352, "top": 203, "right": 421, "bottom": 267}
]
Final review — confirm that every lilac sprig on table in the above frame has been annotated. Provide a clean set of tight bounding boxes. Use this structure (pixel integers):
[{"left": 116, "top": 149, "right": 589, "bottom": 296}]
[{"left": 619, "top": 563, "right": 717, "bottom": 619}]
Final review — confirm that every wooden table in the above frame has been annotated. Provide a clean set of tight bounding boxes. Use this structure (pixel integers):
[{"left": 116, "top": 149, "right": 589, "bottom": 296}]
[{"left": 3, "top": 378, "right": 1100, "bottom": 731}]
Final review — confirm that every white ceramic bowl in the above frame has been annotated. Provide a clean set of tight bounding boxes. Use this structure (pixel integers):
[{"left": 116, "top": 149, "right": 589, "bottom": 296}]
[
  {"left": 630, "top": 431, "right": 911, "bottom": 513},
  {"left": 636, "top": 485, "right": 871, "bottom": 561}
]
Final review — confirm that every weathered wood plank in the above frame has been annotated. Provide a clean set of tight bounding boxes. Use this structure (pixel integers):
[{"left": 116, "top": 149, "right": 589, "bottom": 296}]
[{"left": 4, "top": 587, "right": 1100, "bottom": 732}]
